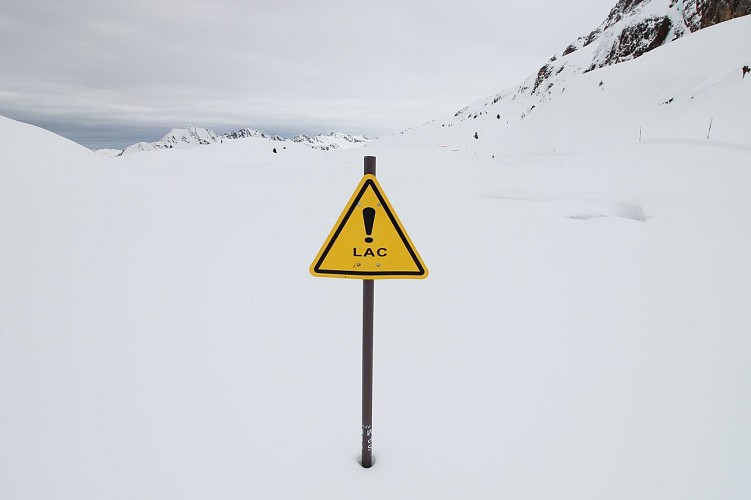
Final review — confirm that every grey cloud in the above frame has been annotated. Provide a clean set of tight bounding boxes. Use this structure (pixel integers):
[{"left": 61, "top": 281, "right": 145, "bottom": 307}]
[{"left": 0, "top": 0, "right": 616, "bottom": 149}]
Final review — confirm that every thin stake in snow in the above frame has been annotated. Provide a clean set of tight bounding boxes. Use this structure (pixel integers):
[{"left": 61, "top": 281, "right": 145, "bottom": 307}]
[
  {"left": 361, "top": 156, "right": 376, "bottom": 469},
  {"left": 707, "top": 118, "right": 713, "bottom": 140}
]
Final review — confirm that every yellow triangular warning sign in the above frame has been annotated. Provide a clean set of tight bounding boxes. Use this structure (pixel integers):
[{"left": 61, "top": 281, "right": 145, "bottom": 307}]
[{"left": 310, "top": 174, "right": 428, "bottom": 279}]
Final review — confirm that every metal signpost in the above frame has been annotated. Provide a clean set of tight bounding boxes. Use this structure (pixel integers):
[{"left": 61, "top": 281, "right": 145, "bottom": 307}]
[{"left": 310, "top": 156, "right": 428, "bottom": 468}]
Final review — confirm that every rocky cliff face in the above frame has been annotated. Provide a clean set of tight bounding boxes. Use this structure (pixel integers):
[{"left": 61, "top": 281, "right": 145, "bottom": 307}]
[
  {"left": 558, "top": 0, "right": 698, "bottom": 72},
  {"left": 561, "top": 0, "right": 749, "bottom": 68},
  {"left": 699, "top": 0, "right": 751, "bottom": 28}
]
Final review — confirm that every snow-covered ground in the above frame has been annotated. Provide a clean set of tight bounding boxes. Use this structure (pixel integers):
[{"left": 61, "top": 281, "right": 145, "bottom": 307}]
[{"left": 2, "top": 15, "right": 750, "bottom": 500}]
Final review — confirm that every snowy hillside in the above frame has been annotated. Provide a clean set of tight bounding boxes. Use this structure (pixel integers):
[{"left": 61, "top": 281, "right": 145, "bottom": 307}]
[
  {"left": 2, "top": 7, "right": 750, "bottom": 500},
  {"left": 446, "top": 14, "right": 750, "bottom": 153},
  {"left": 456, "top": 0, "right": 749, "bottom": 126},
  {"left": 0, "top": 114, "right": 94, "bottom": 166}
]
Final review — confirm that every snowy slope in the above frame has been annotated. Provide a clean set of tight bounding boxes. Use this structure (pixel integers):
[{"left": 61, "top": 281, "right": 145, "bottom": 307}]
[
  {"left": 0, "top": 114, "right": 95, "bottom": 163},
  {"left": 442, "top": 14, "right": 751, "bottom": 153},
  {"left": 456, "top": 0, "right": 749, "bottom": 131},
  {"left": 2, "top": 11, "right": 751, "bottom": 500}
]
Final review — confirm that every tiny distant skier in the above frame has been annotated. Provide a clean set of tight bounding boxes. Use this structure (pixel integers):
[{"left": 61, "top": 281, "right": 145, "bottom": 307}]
[{"left": 743, "top": 65, "right": 750, "bottom": 79}]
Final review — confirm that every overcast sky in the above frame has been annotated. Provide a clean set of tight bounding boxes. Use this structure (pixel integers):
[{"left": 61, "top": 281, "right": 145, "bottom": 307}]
[{"left": 0, "top": 0, "right": 616, "bottom": 149}]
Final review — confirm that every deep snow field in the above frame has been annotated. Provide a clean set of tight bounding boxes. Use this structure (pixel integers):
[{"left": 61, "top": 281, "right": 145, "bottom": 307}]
[{"left": 2, "top": 16, "right": 750, "bottom": 500}]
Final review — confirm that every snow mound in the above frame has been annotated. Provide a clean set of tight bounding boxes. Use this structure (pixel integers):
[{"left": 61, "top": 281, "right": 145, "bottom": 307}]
[
  {"left": 93, "top": 148, "right": 124, "bottom": 157},
  {"left": 0, "top": 115, "right": 94, "bottom": 165}
]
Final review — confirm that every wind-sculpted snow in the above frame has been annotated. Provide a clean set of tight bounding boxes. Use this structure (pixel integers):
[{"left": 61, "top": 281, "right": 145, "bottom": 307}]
[{"left": 483, "top": 192, "right": 649, "bottom": 222}]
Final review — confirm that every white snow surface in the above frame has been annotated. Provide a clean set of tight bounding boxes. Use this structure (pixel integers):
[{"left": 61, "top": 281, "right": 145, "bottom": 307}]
[
  {"left": 93, "top": 148, "right": 126, "bottom": 158},
  {"left": 2, "top": 15, "right": 750, "bottom": 500}
]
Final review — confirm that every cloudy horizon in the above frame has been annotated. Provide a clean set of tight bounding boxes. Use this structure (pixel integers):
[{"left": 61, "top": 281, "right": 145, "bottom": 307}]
[{"left": 1, "top": 0, "right": 616, "bottom": 149}]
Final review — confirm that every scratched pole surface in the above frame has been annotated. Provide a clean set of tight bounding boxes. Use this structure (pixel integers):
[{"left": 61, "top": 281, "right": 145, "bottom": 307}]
[{"left": 361, "top": 156, "right": 376, "bottom": 468}]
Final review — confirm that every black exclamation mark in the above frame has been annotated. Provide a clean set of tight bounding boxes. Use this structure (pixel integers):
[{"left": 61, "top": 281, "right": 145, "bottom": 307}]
[{"left": 363, "top": 207, "right": 375, "bottom": 243}]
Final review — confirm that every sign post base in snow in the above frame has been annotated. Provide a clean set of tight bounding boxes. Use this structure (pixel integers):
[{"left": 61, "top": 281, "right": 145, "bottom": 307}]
[{"left": 310, "top": 156, "right": 428, "bottom": 468}]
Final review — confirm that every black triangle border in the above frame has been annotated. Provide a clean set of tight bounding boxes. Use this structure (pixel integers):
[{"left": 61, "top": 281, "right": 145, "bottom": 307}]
[{"left": 313, "top": 179, "right": 426, "bottom": 276}]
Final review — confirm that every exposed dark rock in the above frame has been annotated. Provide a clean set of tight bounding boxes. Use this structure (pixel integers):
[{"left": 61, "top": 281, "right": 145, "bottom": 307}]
[
  {"left": 699, "top": 0, "right": 751, "bottom": 28},
  {"left": 617, "top": 16, "right": 672, "bottom": 59},
  {"left": 562, "top": 44, "right": 578, "bottom": 56},
  {"left": 531, "top": 64, "right": 554, "bottom": 94},
  {"left": 583, "top": 30, "right": 600, "bottom": 47},
  {"left": 681, "top": 0, "right": 702, "bottom": 31},
  {"left": 603, "top": 0, "right": 649, "bottom": 29}
]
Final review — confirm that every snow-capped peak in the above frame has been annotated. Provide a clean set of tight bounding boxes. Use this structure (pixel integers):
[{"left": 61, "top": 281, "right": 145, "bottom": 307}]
[
  {"left": 118, "top": 126, "right": 221, "bottom": 155},
  {"left": 103, "top": 127, "right": 371, "bottom": 156},
  {"left": 291, "top": 132, "right": 369, "bottom": 150},
  {"left": 223, "top": 128, "right": 285, "bottom": 142}
]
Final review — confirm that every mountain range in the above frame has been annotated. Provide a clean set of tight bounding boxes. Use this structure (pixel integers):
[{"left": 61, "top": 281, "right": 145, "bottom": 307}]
[{"left": 94, "top": 127, "right": 369, "bottom": 157}]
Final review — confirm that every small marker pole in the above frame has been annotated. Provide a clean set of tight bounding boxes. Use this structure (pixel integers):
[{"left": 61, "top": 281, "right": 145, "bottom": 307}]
[{"left": 361, "top": 156, "right": 376, "bottom": 468}]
